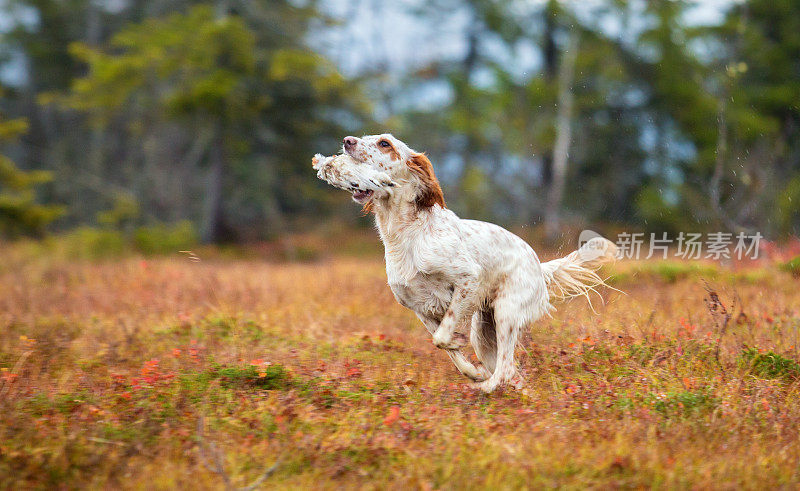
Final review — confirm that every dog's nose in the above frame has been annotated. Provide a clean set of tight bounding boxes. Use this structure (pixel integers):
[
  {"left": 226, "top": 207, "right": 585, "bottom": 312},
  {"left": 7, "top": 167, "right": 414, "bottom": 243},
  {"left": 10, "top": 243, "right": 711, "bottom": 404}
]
[{"left": 343, "top": 136, "right": 358, "bottom": 149}]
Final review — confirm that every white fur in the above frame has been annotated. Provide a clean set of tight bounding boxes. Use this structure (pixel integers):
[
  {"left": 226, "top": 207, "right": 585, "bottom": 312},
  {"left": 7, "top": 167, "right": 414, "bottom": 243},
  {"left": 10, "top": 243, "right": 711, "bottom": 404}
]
[{"left": 314, "top": 134, "right": 616, "bottom": 392}]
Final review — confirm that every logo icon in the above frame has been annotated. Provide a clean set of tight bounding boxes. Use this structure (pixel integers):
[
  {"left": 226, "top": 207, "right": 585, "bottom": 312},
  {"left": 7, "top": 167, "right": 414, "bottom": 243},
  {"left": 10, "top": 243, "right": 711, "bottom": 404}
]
[{"left": 578, "top": 229, "right": 615, "bottom": 262}]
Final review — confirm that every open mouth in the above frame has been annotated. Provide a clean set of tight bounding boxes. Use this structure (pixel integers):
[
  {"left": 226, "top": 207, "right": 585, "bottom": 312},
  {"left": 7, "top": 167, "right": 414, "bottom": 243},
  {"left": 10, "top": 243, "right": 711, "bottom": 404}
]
[
  {"left": 343, "top": 148, "right": 361, "bottom": 162},
  {"left": 352, "top": 189, "right": 374, "bottom": 204}
]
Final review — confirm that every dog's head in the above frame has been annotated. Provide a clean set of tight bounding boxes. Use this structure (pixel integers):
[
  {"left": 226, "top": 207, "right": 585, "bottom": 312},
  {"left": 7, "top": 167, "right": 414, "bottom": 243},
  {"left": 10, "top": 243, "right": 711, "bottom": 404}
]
[{"left": 312, "top": 134, "right": 445, "bottom": 213}]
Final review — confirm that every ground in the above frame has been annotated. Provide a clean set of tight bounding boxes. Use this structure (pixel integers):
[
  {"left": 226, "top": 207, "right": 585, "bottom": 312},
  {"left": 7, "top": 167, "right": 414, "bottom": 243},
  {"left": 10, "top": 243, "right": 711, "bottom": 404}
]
[{"left": 0, "top": 245, "right": 799, "bottom": 489}]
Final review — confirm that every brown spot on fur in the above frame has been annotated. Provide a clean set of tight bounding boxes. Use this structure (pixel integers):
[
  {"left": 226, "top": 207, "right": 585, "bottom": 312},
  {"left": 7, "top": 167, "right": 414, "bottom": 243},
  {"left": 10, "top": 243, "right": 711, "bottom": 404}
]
[
  {"left": 486, "top": 277, "right": 506, "bottom": 305},
  {"left": 407, "top": 153, "right": 446, "bottom": 209},
  {"left": 377, "top": 139, "right": 401, "bottom": 161}
]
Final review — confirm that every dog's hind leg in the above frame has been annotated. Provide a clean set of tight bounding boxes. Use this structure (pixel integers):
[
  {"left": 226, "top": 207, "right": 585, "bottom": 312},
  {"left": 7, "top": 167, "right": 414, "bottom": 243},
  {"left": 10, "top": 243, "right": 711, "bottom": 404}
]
[
  {"left": 474, "top": 311, "right": 520, "bottom": 392},
  {"left": 474, "top": 273, "right": 549, "bottom": 392},
  {"left": 470, "top": 308, "right": 497, "bottom": 374}
]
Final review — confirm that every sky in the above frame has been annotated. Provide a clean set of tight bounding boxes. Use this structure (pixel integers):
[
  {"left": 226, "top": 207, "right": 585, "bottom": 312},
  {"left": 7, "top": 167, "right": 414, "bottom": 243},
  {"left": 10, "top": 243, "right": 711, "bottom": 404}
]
[
  {"left": 0, "top": 0, "right": 734, "bottom": 87},
  {"left": 312, "top": 0, "right": 735, "bottom": 77},
  {"left": 307, "top": 0, "right": 736, "bottom": 118}
]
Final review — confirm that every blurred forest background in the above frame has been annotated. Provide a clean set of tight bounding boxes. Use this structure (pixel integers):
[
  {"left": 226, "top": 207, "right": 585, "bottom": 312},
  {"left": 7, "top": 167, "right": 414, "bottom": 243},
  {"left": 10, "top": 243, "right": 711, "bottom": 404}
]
[{"left": 0, "top": 0, "right": 798, "bottom": 247}]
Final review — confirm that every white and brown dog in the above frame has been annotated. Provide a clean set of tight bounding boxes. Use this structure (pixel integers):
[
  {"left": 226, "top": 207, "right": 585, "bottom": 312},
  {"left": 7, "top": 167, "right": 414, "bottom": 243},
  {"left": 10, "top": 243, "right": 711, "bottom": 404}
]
[{"left": 313, "top": 134, "right": 616, "bottom": 392}]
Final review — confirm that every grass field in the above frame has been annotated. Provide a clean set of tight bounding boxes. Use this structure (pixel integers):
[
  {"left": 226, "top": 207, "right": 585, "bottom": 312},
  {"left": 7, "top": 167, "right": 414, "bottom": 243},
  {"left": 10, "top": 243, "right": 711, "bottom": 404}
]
[{"left": 1, "top": 245, "right": 799, "bottom": 489}]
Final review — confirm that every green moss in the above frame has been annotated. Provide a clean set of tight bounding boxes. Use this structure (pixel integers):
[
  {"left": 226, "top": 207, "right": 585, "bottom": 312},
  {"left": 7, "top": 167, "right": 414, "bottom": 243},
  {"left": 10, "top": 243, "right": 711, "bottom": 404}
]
[
  {"left": 640, "top": 262, "right": 720, "bottom": 283},
  {"left": 779, "top": 256, "right": 800, "bottom": 278},
  {"left": 21, "top": 391, "right": 96, "bottom": 416},
  {"left": 627, "top": 344, "right": 657, "bottom": 365},
  {"left": 740, "top": 348, "right": 800, "bottom": 380},
  {"left": 216, "top": 364, "right": 288, "bottom": 389},
  {"left": 607, "top": 261, "right": 722, "bottom": 284},
  {"left": 648, "top": 390, "right": 717, "bottom": 417}
]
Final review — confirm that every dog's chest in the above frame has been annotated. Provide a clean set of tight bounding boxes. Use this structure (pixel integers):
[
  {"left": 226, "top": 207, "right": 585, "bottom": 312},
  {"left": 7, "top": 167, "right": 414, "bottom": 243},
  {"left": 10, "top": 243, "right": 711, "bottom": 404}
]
[{"left": 389, "top": 273, "right": 453, "bottom": 320}]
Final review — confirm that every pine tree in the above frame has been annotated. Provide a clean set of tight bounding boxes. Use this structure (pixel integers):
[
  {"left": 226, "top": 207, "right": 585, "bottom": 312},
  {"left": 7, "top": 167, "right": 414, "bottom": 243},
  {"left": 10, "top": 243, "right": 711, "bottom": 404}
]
[{"left": 0, "top": 114, "right": 64, "bottom": 237}]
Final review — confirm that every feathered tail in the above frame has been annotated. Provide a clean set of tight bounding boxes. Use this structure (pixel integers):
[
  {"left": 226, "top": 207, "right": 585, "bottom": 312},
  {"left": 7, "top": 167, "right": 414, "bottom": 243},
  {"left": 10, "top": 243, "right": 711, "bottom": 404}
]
[{"left": 541, "top": 237, "right": 619, "bottom": 306}]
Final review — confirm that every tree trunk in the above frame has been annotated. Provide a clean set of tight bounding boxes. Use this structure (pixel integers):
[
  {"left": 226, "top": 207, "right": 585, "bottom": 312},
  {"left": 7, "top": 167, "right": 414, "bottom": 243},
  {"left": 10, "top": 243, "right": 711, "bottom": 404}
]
[
  {"left": 709, "top": 97, "right": 751, "bottom": 234},
  {"left": 543, "top": 1, "right": 559, "bottom": 81},
  {"left": 539, "top": 0, "right": 560, "bottom": 191},
  {"left": 453, "top": 25, "right": 480, "bottom": 206},
  {"left": 201, "top": 126, "right": 225, "bottom": 244},
  {"left": 544, "top": 32, "right": 579, "bottom": 240}
]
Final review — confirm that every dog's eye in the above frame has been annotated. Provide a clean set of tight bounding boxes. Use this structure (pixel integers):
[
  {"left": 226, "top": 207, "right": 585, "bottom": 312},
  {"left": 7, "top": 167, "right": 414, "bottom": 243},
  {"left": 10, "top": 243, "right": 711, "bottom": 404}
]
[{"left": 378, "top": 140, "right": 391, "bottom": 148}]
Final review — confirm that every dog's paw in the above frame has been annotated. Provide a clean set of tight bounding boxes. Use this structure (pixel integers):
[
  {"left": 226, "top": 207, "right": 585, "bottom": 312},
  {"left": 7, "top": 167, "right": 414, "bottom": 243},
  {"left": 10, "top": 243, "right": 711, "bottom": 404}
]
[
  {"left": 473, "top": 363, "right": 492, "bottom": 382},
  {"left": 472, "top": 373, "right": 523, "bottom": 393},
  {"left": 431, "top": 328, "right": 450, "bottom": 348},
  {"left": 432, "top": 330, "right": 467, "bottom": 350},
  {"left": 469, "top": 380, "right": 496, "bottom": 393}
]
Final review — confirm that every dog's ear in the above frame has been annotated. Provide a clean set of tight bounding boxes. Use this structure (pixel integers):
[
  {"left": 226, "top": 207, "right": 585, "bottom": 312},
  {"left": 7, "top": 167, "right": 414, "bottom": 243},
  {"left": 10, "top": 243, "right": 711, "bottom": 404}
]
[{"left": 407, "top": 153, "right": 446, "bottom": 209}]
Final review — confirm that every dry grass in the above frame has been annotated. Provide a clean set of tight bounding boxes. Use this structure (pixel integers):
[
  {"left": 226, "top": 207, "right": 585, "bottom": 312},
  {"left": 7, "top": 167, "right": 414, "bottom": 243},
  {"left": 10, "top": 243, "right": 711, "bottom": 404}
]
[{"left": 1, "top": 246, "right": 799, "bottom": 489}]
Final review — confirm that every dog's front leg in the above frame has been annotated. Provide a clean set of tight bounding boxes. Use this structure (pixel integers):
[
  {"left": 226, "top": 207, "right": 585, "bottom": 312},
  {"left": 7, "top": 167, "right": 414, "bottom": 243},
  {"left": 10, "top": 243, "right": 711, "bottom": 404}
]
[
  {"left": 416, "top": 314, "right": 489, "bottom": 382},
  {"left": 432, "top": 278, "right": 480, "bottom": 350}
]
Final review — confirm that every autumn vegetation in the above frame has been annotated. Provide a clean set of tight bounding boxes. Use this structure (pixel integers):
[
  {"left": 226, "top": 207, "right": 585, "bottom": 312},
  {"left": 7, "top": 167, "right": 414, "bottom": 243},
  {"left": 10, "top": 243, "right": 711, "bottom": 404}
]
[
  {"left": 1, "top": 238, "right": 799, "bottom": 489},
  {"left": 1, "top": 0, "right": 799, "bottom": 487}
]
